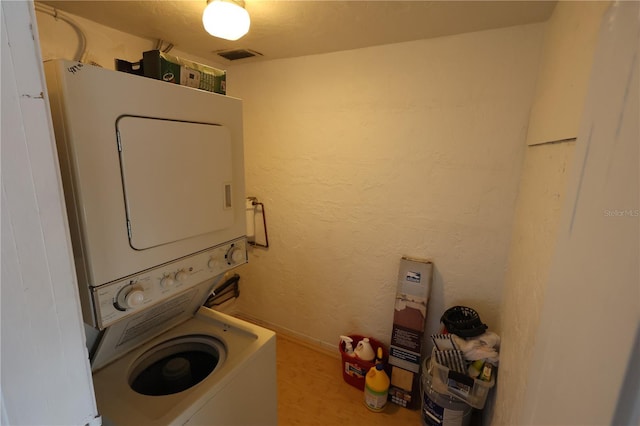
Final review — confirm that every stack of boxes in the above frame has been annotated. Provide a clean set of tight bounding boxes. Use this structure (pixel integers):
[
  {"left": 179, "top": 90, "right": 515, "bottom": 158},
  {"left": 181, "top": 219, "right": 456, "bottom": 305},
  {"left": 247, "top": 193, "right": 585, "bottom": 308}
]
[{"left": 116, "top": 50, "right": 226, "bottom": 95}]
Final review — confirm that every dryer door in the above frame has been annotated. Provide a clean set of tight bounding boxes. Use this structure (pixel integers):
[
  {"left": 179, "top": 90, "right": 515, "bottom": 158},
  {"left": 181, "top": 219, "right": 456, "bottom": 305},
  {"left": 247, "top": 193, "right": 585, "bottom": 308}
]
[{"left": 117, "top": 116, "right": 234, "bottom": 250}]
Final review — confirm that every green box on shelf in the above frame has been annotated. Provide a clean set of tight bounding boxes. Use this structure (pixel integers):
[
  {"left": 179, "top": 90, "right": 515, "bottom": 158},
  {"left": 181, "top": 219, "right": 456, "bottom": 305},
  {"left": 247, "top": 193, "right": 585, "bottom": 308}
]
[{"left": 143, "top": 50, "right": 226, "bottom": 95}]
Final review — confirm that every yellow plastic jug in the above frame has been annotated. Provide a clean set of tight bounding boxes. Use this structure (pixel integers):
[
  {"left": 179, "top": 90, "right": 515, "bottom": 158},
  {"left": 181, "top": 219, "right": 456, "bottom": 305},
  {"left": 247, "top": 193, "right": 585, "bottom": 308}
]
[{"left": 364, "top": 363, "right": 390, "bottom": 412}]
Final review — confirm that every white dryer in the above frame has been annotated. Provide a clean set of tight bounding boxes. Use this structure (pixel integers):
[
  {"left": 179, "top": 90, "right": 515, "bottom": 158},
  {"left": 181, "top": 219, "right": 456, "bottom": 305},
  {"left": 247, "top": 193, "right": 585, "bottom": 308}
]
[{"left": 44, "top": 60, "right": 248, "bottom": 330}]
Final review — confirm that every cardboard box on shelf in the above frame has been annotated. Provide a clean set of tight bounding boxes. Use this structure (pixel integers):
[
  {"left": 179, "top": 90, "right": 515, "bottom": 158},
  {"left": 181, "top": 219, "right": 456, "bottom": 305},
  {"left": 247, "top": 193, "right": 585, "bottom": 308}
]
[
  {"left": 388, "top": 256, "right": 433, "bottom": 409},
  {"left": 142, "top": 50, "right": 226, "bottom": 95}
]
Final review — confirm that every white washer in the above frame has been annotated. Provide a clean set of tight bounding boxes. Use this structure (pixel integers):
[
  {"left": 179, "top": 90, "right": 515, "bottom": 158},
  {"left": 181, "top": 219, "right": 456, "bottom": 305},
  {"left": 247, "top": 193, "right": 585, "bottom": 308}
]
[{"left": 93, "top": 306, "right": 277, "bottom": 426}]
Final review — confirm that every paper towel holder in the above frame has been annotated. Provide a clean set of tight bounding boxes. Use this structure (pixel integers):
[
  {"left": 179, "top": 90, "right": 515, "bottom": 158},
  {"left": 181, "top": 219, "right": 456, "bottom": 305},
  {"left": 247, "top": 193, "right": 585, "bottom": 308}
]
[{"left": 246, "top": 196, "right": 269, "bottom": 248}]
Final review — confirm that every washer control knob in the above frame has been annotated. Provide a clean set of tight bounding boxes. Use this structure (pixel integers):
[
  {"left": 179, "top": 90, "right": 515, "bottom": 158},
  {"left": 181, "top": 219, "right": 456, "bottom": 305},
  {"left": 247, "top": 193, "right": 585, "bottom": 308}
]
[
  {"left": 207, "top": 252, "right": 227, "bottom": 270},
  {"left": 125, "top": 290, "right": 145, "bottom": 308},
  {"left": 160, "top": 275, "right": 175, "bottom": 289},
  {"left": 208, "top": 256, "right": 220, "bottom": 269},
  {"left": 175, "top": 270, "right": 189, "bottom": 282},
  {"left": 115, "top": 285, "right": 145, "bottom": 310},
  {"left": 226, "top": 246, "right": 245, "bottom": 265}
]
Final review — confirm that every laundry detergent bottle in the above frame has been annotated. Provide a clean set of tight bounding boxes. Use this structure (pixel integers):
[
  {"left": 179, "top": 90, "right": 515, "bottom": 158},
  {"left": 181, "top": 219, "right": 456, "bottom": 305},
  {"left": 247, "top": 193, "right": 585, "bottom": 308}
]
[
  {"left": 354, "top": 337, "right": 375, "bottom": 361},
  {"left": 364, "top": 363, "right": 390, "bottom": 412}
]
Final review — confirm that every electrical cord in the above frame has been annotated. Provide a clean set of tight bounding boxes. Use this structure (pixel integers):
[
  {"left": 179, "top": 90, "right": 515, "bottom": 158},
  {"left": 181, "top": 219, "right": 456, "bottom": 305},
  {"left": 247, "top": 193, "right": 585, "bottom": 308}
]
[
  {"left": 155, "top": 39, "right": 174, "bottom": 53},
  {"left": 34, "top": 2, "right": 87, "bottom": 62}
]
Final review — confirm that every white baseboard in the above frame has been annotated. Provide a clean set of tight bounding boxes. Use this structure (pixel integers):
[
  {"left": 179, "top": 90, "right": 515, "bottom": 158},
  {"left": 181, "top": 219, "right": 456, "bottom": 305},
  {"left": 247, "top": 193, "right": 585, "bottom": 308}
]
[{"left": 232, "top": 312, "right": 340, "bottom": 359}]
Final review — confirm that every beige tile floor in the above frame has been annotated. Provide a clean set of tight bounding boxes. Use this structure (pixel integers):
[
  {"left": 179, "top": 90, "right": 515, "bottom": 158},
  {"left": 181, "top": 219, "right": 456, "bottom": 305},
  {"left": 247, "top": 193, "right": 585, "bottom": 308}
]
[{"left": 275, "top": 334, "right": 422, "bottom": 426}]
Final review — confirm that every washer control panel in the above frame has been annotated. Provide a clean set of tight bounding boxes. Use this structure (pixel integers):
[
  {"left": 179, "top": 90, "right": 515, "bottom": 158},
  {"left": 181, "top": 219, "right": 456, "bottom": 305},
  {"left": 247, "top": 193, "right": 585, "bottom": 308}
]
[{"left": 93, "top": 237, "right": 247, "bottom": 329}]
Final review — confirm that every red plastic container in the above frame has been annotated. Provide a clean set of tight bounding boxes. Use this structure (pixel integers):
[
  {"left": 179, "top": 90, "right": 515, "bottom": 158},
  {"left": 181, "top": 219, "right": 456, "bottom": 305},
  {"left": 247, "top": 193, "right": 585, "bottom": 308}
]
[{"left": 339, "top": 335, "right": 388, "bottom": 390}]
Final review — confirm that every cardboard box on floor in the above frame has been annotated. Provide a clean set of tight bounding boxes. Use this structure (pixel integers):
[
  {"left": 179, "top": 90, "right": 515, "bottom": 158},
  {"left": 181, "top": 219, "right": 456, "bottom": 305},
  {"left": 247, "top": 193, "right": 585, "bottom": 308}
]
[{"left": 388, "top": 256, "right": 433, "bottom": 409}]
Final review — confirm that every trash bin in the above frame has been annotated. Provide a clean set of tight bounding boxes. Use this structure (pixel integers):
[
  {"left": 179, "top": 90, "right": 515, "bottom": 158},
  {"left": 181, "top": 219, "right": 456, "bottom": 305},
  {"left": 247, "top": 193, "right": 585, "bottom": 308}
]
[{"left": 422, "top": 358, "right": 472, "bottom": 426}]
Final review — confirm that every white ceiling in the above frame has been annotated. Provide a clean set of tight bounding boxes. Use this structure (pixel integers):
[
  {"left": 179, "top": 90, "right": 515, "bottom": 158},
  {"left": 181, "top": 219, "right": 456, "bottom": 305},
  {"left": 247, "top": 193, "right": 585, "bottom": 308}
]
[{"left": 39, "top": 1, "right": 557, "bottom": 63}]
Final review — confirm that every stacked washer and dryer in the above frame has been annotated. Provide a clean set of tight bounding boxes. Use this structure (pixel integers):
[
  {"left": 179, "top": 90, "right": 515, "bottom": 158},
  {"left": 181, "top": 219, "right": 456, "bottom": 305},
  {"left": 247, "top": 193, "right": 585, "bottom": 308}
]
[{"left": 45, "top": 60, "right": 277, "bottom": 425}]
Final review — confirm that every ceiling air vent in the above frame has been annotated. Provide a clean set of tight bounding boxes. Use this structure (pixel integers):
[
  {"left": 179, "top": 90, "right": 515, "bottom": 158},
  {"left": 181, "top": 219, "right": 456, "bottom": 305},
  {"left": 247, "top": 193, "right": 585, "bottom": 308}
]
[{"left": 216, "top": 49, "right": 262, "bottom": 61}]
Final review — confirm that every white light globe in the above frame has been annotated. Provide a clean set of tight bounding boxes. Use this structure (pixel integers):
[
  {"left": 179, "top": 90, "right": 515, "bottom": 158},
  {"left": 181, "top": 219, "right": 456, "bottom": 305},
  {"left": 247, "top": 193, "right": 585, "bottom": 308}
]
[{"left": 202, "top": 0, "right": 250, "bottom": 41}]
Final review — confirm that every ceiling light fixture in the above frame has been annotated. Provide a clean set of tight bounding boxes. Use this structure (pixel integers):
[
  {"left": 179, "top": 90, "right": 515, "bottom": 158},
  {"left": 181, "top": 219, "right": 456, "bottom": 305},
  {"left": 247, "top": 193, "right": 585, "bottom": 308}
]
[{"left": 202, "top": 0, "right": 251, "bottom": 41}]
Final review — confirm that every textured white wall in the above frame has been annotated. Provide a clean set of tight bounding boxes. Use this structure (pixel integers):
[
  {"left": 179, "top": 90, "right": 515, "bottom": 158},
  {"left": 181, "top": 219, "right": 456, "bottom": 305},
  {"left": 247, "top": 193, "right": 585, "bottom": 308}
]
[
  {"left": 34, "top": 5, "right": 544, "bottom": 352},
  {"left": 521, "top": 1, "right": 638, "bottom": 422},
  {"left": 490, "top": 141, "right": 575, "bottom": 424},
  {"left": 491, "top": 2, "right": 609, "bottom": 424},
  {"left": 228, "top": 24, "right": 544, "bottom": 350},
  {"left": 526, "top": 1, "right": 612, "bottom": 145}
]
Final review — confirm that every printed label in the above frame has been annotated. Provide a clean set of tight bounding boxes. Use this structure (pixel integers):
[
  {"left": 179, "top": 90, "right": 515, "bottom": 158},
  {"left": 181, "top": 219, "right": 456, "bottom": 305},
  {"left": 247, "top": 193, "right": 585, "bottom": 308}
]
[
  {"left": 344, "top": 362, "right": 366, "bottom": 378},
  {"left": 66, "top": 63, "right": 84, "bottom": 74},
  {"left": 423, "top": 390, "right": 469, "bottom": 426},
  {"left": 364, "top": 385, "right": 388, "bottom": 411},
  {"left": 391, "top": 324, "right": 422, "bottom": 352},
  {"left": 423, "top": 390, "right": 444, "bottom": 425},
  {"left": 447, "top": 378, "right": 472, "bottom": 397},
  {"left": 390, "top": 386, "right": 412, "bottom": 407},
  {"left": 390, "top": 346, "right": 420, "bottom": 364},
  {"left": 389, "top": 346, "right": 420, "bottom": 373},
  {"left": 406, "top": 271, "right": 421, "bottom": 283},
  {"left": 117, "top": 289, "right": 196, "bottom": 346},
  {"left": 180, "top": 66, "right": 201, "bottom": 88}
]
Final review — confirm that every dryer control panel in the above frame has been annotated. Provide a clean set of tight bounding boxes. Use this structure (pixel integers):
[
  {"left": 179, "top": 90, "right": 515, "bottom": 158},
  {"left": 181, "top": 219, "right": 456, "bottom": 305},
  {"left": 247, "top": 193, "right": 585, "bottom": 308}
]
[{"left": 92, "top": 237, "right": 247, "bottom": 329}]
